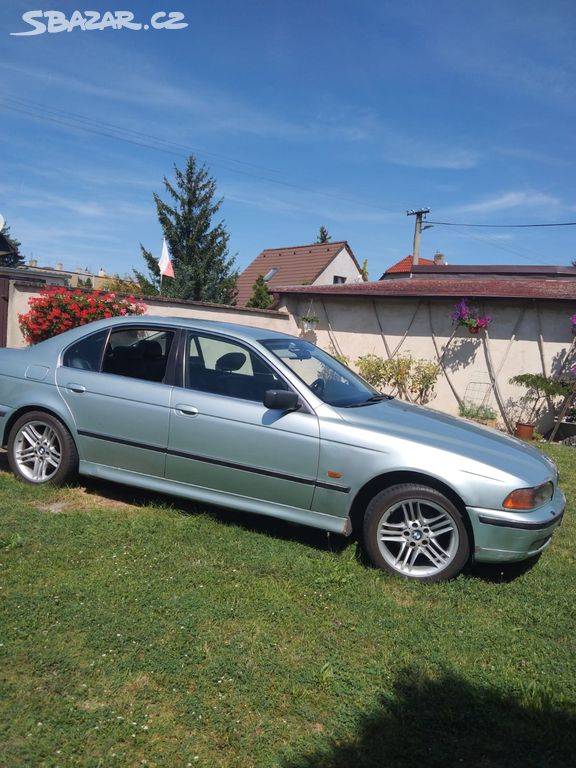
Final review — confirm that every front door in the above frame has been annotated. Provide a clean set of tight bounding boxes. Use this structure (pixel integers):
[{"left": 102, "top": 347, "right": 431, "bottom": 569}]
[{"left": 165, "top": 331, "right": 320, "bottom": 510}]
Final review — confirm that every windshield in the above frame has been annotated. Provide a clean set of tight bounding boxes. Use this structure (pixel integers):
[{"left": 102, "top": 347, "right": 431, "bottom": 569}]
[{"left": 260, "top": 338, "right": 382, "bottom": 407}]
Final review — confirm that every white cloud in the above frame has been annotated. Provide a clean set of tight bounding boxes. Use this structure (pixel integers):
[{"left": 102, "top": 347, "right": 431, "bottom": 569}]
[
  {"left": 0, "top": 60, "right": 480, "bottom": 169},
  {"left": 387, "top": 146, "right": 479, "bottom": 170},
  {"left": 224, "top": 182, "right": 397, "bottom": 224},
  {"left": 449, "top": 191, "right": 562, "bottom": 215}
]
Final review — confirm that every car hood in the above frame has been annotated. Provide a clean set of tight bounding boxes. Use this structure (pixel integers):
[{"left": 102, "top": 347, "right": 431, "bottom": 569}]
[{"left": 332, "top": 397, "right": 556, "bottom": 484}]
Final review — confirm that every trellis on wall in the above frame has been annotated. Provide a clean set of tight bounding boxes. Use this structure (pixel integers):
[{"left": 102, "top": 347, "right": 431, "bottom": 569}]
[{"left": 309, "top": 296, "right": 575, "bottom": 436}]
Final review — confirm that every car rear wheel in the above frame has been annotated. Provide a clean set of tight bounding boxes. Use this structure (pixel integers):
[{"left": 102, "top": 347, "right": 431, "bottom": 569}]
[
  {"left": 7, "top": 411, "right": 78, "bottom": 485},
  {"left": 363, "top": 484, "right": 470, "bottom": 582}
]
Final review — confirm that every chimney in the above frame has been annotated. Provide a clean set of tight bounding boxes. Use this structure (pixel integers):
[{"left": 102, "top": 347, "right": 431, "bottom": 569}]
[
  {"left": 28, "top": 258, "right": 37, "bottom": 268},
  {"left": 434, "top": 252, "right": 445, "bottom": 266},
  {"left": 55, "top": 263, "right": 63, "bottom": 271}
]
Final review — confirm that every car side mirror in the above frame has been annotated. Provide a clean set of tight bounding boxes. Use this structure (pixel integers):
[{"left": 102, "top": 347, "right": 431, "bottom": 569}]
[{"left": 263, "top": 389, "right": 300, "bottom": 411}]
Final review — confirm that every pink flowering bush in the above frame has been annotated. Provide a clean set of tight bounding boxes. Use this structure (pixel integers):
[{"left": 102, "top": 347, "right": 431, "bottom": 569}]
[
  {"left": 19, "top": 287, "right": 146, "bottom": 345},
  {"left": 452, "top": 299, "right": 491, "bottom": 332}
]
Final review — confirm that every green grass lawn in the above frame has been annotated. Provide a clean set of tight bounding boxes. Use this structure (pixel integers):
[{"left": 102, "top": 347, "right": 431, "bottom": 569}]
[{"left": 1, "top": 444, "right": 575, "bottom": 767}]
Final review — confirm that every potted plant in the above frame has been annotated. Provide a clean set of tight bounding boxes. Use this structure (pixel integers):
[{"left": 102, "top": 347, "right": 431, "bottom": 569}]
[
  {"left": 458, "top": 401, "right": 498, "bottom": 428},
  {"left": 509, "top": 373, "right": 569, "bottom": 439},
  {"left": 452, "top": 299, "right": 491, "bottom": 334},
  {"left": 300, "top": 314, "right": 319, "bottom": 332}
]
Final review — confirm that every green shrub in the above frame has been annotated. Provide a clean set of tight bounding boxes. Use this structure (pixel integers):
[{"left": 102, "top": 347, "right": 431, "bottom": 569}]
[
  {"left": 357, "top": 353, "right": 440, "bottom": 405},
  {"left": 458, "top": 401, "right": 497, "bottom": 421}
]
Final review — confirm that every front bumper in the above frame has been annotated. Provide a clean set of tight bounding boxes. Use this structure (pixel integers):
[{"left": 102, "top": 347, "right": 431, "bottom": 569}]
[{"left": 467, "top": 486, "right": 566, "bottom": 563}]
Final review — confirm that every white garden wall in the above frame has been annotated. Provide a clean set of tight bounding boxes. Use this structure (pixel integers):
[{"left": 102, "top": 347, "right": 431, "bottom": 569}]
[{"left": 7, "top": 281, "right": 575, "bottom": 431}]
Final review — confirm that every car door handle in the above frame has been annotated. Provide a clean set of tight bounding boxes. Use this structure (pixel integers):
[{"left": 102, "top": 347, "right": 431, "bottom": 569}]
[
  {"left": 66, "top": 383, "right": 86, "bottom": 394},
  {"left": 174, "top": 404, "right": 199, "bottom": 416}
]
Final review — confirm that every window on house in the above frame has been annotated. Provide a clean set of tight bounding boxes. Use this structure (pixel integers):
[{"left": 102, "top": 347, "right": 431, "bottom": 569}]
[
  {"left": 263, "top": 267, "right": 279, "bottom": 282},
  {"left": 333, "top": 275, "right": 346, "bottom": 284}
]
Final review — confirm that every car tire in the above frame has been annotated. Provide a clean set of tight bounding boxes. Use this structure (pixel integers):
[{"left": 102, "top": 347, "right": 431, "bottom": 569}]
[
  {"left": 7, "top": 411, "right": 78, "bottom": 486},
  {"left": 363, "top": 484, "right": 470, "bottom": 583}
]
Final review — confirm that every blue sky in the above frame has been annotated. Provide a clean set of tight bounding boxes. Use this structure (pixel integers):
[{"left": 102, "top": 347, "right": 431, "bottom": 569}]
[{"left": 1, "top": 0, "right": 575, "bottom": 280}]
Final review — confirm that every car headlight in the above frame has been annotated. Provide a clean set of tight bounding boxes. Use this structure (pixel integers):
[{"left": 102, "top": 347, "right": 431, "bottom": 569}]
[{"left": 503, "top": 481, "right": 554, "bottom": 511}]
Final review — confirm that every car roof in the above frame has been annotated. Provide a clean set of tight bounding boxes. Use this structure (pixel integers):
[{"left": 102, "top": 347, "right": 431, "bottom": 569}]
[
  {"left": 104, "top": 315, "right": 295, "bottom": 341},
  {"left": 32, "top": 315, "right": 297, "bottom": 354}
]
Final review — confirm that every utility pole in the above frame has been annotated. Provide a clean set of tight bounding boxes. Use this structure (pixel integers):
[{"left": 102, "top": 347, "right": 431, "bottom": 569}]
[{"left": 407, "top": 208, "right": 430, "bottom": 266}]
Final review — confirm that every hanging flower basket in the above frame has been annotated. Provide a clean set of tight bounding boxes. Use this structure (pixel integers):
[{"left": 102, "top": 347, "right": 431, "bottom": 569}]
[
  {"left": 571, "top": 314, "right": 576, "bottom": 334},
  {"left": 452, "top": 299, "right": 491, "bottom": 334},
  {"left": 300, "top": 315, "right": 319, "bottom": 332}
]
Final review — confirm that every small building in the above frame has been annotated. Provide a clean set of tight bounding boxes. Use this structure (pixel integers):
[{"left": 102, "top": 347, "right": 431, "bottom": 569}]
[
  {"left": 235, "top": 241, "right": 365, "bottom": 307},
  {"left": 0, "top": 265, "right": 61, "bottom": 348},
  {"left": 21, "top": 260, "right": 112, "bottom": 289}
]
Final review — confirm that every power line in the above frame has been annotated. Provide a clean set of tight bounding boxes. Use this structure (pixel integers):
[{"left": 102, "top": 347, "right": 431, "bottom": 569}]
[
  {"left": 443, "top": 225, "right": 556, "bottom": 264},
  {"left": 2, "top": 95, "right": 573, "bottom": 264},
  {"left": 429, "top": 220, "right": 576, "bottom": 228},
  {"left": 1, "top": 95, "right": 282, "bottom": 175},
  {"left": 0, "top": 95, "right": 400, "bottom": 215}
]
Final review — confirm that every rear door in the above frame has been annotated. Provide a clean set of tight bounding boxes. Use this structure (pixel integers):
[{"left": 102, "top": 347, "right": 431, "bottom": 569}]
[{"left": 56, "top": 325, "right": 176, "bottom": 476}]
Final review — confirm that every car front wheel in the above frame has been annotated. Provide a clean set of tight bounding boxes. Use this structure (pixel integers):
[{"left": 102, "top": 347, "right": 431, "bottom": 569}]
[
  {"left": 363, "top": 484, "right": 470, "bottom": 582},
  {"left": 7, "top": 411, "right": 78, "bottom": 485}
]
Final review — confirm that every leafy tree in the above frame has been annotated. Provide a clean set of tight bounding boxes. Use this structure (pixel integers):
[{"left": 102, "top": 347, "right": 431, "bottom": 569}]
[
  {"left": 316, "top": 226, "right": 331, "bottom": 244},
  {"left": 0, "top": 221, "right": 24, "bottom": 267},
  {"left": 132, "top": 267, "right": 159, "bottom": 297},
  {"left": 101, "top": 274, "right": 140, "bottom": 294},
  {"left": 246, "top": 274, "right": 273, "bottom": 309},
  {"left": 137, "top": 156, "right": 238, "bottom": 303}
]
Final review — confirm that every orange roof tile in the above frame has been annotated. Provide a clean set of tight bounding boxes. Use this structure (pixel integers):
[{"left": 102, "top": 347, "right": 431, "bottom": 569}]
[
  {"left": 386, "top": 255, "right": 435, "bottom": 274},
  {"left": 235, "top": 241, "right": 360, "bottom": 306}
]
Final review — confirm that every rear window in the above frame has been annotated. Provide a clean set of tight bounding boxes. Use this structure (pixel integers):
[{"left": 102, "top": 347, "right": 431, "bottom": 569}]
[{"left": 63, "top": 330, "right": 108, "bottom": 371}]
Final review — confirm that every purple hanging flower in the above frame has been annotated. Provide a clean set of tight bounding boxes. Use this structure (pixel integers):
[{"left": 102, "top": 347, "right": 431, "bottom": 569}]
[{"left": 452, "top": 299, "right": 491, "bottom": 332}]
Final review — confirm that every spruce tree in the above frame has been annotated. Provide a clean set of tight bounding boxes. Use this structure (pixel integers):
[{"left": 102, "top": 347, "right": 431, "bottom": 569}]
[
  {"left": 137, "top": 156, "right": 238, "bottom": 303},
  {"left": 0, "top": 221, "right": 24, "bottom": 267},
  {"left": 316, "top": 226, "right": 331, "bottom": 244},
  {"left": 246, "top": 274, "right": 273, "bottom": 309}
]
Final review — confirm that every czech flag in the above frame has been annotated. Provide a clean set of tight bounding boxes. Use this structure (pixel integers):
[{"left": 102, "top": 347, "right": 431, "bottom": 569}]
[{"left": 158, "top": 238, "right": 175, "bottom": 278}]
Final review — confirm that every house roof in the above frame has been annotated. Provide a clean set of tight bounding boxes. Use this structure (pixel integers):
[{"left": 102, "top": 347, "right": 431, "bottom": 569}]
[
  {"left": 235, "top": 241, "right": 361, "bottom": 306},
  {"left": 272, "top": 275, "right": 576, "bottom": 302},
  {"left": 385, "top": 255, "right": 435, "bottom": 274},
  {"left": 411, "top": 264, "right": 576, "bottom": 277}
]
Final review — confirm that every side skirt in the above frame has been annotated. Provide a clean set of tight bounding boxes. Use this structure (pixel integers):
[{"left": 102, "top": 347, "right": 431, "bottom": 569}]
[{"left": 79, "top": 460, "right": 351, "bottom": 535}]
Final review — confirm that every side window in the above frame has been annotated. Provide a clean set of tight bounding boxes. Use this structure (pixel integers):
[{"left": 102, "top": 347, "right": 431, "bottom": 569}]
[
  {"left": 185, "top": 333, "right": 288, "bottom": 401},
  {"left": 63, "top": 330, "right": 108, "bottom": 371},
  {"left": 102, "top": 327, "right": 175, "bottom": 383}
]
